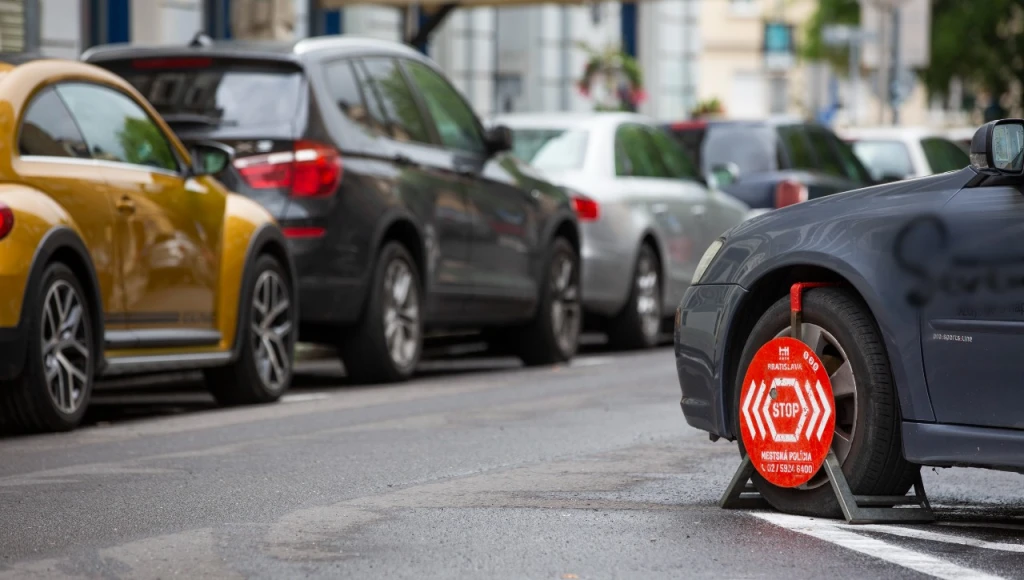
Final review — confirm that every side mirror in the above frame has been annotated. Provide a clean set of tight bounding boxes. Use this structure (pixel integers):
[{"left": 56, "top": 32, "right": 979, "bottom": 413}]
[
  {"left": 970, "top": 119, "right": 1024, "bottom": 175},
  {"left": 709, "top": 162, "right": 740, "bottom": 188},
  {"left": 189, "top": 141, "right": 234, "bottom": 177},
  {"left": 485, "top": 125, "right": 514, "bottom": 155}
]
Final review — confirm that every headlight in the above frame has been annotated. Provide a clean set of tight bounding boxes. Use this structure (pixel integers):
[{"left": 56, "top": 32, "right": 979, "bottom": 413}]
[{"left": 692, "top": 238, "right": 724, "bottom": 285}]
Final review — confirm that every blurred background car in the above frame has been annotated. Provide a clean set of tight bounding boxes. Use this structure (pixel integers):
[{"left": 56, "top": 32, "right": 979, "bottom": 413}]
[
  {"left": 492, "top": 111, "right": 749, "bottom": 350},
  {"left": 840, "top": 126, "right": 970, "bottom": 182},
  {"left": 0, "top": 57, "right": 297, "bottom": 433},
  {"left": 663, "top": 118, "right": 875, "bottom": 212},
  {"left": 944, "top": 127, "right": 976, "bottom": 150},
  {"left": 84, "top": 36, "right": 583, "bottom": 384}
]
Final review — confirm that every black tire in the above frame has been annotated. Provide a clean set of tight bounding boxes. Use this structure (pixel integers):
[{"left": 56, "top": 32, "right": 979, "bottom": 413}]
[
  {"left": 339, "top": 241, "right": 423, "bottom": 383},
  {"left": 515, "top": 237, "right": 581, "bottom": 366},
  {"left": 0, "top": 262, "right": 95, "bottom": 433},
  {"left": 205, "top": 254, "right": 295, "bottom": 405},
  {"left": 735, "top": 287, "right": 919, "bottom": 518},
  {"left": 607, "top": 243, "right": 662, "bottom": 350}
]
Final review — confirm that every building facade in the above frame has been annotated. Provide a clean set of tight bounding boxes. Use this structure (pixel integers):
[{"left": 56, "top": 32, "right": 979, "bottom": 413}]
[{"left": 8, "top": 0, "right": 963, "bottom": 127}]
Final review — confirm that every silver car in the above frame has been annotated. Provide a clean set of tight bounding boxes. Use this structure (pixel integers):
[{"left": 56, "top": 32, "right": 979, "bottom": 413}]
[{"left": 491, "top": 112, "right": 750, "bottom": 350}]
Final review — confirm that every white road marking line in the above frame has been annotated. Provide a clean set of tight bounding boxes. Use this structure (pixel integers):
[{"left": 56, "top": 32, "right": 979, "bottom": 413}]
[
  {"left": 569, "top": 356, "right": 615, "bottom": 368},
  {"left": 751, "top": 513, "right": 1007, "bottom": 580},
  {"left": 856, "top": 524, "right": 1024, "bottom": 553},
  {"left": 280, "top": 393, "right": 333, "bottom": 403}
]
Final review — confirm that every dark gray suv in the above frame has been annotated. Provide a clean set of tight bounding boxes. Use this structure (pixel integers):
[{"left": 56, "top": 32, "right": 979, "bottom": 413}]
[{"left": 83, "top": 35, "right": 582, "bottom": 383}]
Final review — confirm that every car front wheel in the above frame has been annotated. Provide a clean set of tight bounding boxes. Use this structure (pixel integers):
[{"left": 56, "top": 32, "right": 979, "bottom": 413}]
[
  {"left": 206, "top": 254, "right": 295, "bottom": 405},
  {"left": 735, "top": 287, "right": 919, "bottom": 518}
]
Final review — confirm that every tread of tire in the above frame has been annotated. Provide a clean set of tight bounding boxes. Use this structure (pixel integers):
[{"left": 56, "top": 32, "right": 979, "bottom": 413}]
[
  {"left": 606, "top": 243, "right": 660, "bottom": 351},
  {"left": 515, "top": 236, "right": 577, "bottom": 366}
]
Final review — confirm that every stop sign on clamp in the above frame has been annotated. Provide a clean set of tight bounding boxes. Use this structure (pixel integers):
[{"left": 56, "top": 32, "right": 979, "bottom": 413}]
[{"left": 717, "top": 282, "right": 935, "bottom": 524}]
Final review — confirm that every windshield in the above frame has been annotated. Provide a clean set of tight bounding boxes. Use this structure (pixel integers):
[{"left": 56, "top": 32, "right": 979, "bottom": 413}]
[
  {"left": 702, "top": 125, "right": 778, "bottom": 177},
  {"left": 850, "top": 140, "right": 914, "bottom": 180},
  {"left": 511, "top": 128, "right": 589, "bottom": 171},
  {"left": 99, "top": 58, "right": 305, "bottom": 132}
]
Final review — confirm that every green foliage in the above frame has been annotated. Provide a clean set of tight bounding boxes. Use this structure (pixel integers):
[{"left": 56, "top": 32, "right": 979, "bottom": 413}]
[
  {"left": 800, "top": 0, "right": 861, "bottom": 75},
  {"left": 805, "top": 0, "right": 1024, "bottom": 102},
  {"left": 691, "top": 98, "right": 724, "bottom": 118},
  {"left": 576, "top": 42, "right": 645, "bottom": 112}
]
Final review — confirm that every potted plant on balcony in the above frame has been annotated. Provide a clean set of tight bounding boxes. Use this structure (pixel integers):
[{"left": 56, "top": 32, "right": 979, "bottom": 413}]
[
  {"left": 691, "top": 98, "right": 726, "bottom": 120},
  {"left": 576, "top": 42, "right": 646, "bottom": 112}
]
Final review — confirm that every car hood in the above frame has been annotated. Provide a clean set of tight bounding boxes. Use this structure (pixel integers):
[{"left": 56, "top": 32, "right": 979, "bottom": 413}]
[{"left": 725, "top": 168, "right": 977, "bottom": 240}]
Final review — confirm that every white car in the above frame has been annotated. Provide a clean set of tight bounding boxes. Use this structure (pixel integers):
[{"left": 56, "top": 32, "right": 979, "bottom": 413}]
[
  {"left": 839, "top": 126, "right": 970, "bottom": 182},
  {"left": 489, "top": 112, "right": 750, "bottom": 350}
]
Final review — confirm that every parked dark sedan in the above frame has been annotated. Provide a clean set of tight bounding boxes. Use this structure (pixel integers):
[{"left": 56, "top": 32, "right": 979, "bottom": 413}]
[
  {"left": 664, "top": 118, "right": 875, "bottom": 210},
  {"left": 83, "top": 35, "right": 582, "bottom": 383},
  {"left": 673, "top": 119, "right": 1024, "bottom": 517}
]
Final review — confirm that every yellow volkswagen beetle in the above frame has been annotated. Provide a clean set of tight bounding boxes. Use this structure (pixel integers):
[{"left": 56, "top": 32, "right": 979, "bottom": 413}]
[{"left": 0, "top": 58, "right": 297, "bottom": 433}]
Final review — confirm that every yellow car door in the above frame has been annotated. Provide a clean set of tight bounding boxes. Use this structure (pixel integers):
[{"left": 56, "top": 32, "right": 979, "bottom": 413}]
[{"left": 53, "top": 81, "right": 224, "bottom": 348}]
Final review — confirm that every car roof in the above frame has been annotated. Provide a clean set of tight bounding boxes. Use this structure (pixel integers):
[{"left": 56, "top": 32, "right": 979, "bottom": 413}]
[
  {"left": 839, "top": 126, "right": 945, "bottom": 141},
  {"left": 665, "top": 115, "right": 813, "bottom": 131},
  {"left": 81, "top": 33, "right": 428, "bottom": 65},
  {"left": 490, "top": 111, "right": 656, "bottom": 131}
]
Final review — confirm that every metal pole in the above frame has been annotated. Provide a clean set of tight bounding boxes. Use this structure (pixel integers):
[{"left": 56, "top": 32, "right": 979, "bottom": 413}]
[
  {"left": 24, "top": 0, "right": 40, "bottom": 53},
  {"left": 889, "top": 5, "right": 901, "bottom": 125},
  {"left": 848, "top": 37, "right": 859, "bottom": 126}
]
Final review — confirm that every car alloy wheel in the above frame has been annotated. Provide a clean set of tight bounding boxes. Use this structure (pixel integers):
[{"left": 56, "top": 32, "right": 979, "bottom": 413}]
[
  {"left": 251, "top": 269, "right": 293, "bottom": 393},
  {"left": 635, "top": 252, "right": 661, "bottom": 341},
  {"left": 549, "top": 251, "right": 581, "bottom": 356},
  {"left": 41, "top": 279, "right": 90, "bottom": 416},
  {"left": 383, "top": 258, "right": 420, "bottom": 370},
  {"left": 772, "top": 323, "right": 858, "bottom": 490}
]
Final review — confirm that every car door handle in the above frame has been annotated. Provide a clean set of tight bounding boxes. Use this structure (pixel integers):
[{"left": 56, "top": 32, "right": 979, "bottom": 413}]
[{"left": 115, "top": 195, "right": 136, "bottom": 215}]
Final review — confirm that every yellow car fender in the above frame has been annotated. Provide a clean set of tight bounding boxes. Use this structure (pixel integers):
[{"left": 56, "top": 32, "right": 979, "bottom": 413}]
[
  {"left": 0, "top": 185, "right": 105, "bottom": 379},
  {"left": 215, "top": 191, "right": 296, "bottom": 357}
]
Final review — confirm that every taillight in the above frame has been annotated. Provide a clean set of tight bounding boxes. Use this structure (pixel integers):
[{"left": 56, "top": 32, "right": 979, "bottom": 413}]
[
  {"left": 282, "top": 226, "right": 326, "bottom": 239},
  {"left": 775, "top": 180, "right": 808, "bottom": 208},
  {"left": 234, "top": 140, "right": 343, "bottom": 198},
  {"left": 0, "top": 202, "right": 13, "bottom": 240},
  {"left": 570, "top": 194, "right": 600, "bottom": 221}
]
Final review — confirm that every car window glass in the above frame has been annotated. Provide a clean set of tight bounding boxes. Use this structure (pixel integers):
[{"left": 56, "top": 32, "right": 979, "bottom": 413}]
[
  {"left": 921, "top": 137, "right": 970, "bottom": 173},
  {"left": 358, "top": 57, "right": 432, "bottom": 145},
  {"left": 527, "top": 129, "right": 589, "bottom": 171},
  {"left": 829, "top": 132, "right": 873, "bottom": 182},
  {"left": 18, "top": 87, "right": 90, "bottom": 158},
  {"left": 804, "top": 128, "right": 847, "bottom": 178},
  {"left": 351, "top": 60, "right": 393, "bottom": 136},
  {"left": 851, "top": 140, "right": 914, "bottom": 180},
  {"left": 55, "top": 82, "right": 178, "bottom": 172},
  {"left": 511, "top": 128, "right": 566, "bottom": 162},
  {"left": 616, "top": 124, "right": 668, "bottom": 178},
  {"left": 402, "top": 60, "right": 485, "bottom": 154},
  {"left": 324, "top": 59, "right": 388, "bottom": 138},
  {"left": 778, "top": 125, "right": 815, "bottom": 169},
  {"left": 647, "top": 126, "right": 701, "bottom": 181},
  {"left": 701, "top": 125, "right": 777, "bottom": 176}
]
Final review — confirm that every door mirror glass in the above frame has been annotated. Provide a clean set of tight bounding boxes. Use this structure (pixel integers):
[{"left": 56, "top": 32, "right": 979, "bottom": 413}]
[
  {"left": 709, "top": 162, "right": 740, "bottom": 187},
  {"left": 190, "top": 141, "right": 234, "bottom": 177},
  {"left": 485, "top": 125, "right": 514, "bottom": 154},
  {"left": 971, "top": 119, "right": 1024, "bottom": 174}
]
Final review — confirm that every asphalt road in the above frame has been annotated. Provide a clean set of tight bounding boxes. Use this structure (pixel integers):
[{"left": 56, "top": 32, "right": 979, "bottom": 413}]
[{"left": 2, "top": 342, "right": 1024, "bottom": 579}]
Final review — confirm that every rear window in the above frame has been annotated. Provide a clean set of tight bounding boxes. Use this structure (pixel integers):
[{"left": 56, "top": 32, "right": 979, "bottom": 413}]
[
  {"left": 703, "top": 124, "right": 778, "bottom": 176},
  {"left": 97, "top": 57, "right": 304, "bottom": 132},
  {"left": 511, "top": 128, "right": 589, "bottom": 171}
]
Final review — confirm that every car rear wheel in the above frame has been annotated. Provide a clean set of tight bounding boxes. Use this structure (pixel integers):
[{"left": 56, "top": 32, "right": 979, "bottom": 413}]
[
  {"left": 0, "top": 262, "right": 95, "bottom": 433},
  {"left": 205, "top": 254, "right": 295, "bottom": 405},
  {"left": 340, "top": 241, "right": 423, "bottom": 383},
  {"left": 735, "top": 287, "right": 919, "bottom": 518},
  {"left": 515, "top": 236, "right": 581, "bottom": 366},
  {"left": 607, "top": 243, "right": 662, "bottom": 350}
]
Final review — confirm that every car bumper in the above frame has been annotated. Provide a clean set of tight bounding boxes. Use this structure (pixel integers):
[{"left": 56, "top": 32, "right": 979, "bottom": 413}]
[
  {"left": 673, "top": 283, "right": 748, "bottom": 439},
  {"left": 287, "top": 238, "right": 368, "bottom": 327},
  {"left": 580, "top": 240, "right": 633, "bottom": 317},
  {"left": 0, "top": 326, "right": 26, "bottom": 381}
]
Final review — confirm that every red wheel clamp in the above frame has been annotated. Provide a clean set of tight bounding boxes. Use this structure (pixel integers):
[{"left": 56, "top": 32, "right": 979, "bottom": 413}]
[{"left": 718, "top": 282, "right": 934, "bottom": 524}]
